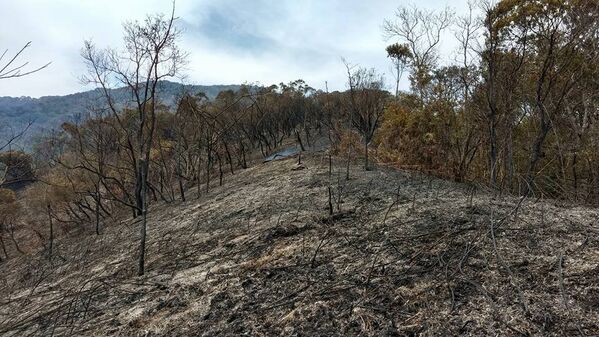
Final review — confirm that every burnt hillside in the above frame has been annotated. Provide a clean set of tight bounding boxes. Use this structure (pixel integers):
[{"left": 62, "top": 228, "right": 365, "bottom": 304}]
[{"left": 0, "top": 153, "right": 598, "bottom": 336}]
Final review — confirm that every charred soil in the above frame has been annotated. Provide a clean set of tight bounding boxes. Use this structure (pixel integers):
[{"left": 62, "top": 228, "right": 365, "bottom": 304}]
[{"left": 1, "top": 152, "right": 598, "bottom": 336}]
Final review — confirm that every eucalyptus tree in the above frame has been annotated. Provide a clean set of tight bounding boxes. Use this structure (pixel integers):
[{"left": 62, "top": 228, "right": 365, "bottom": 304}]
[
  {"left": 486, "top": 0, "right": 599, "bottom": 191},
  {"left": 386, "top": 43, "right": 412, "bottom": 97}
]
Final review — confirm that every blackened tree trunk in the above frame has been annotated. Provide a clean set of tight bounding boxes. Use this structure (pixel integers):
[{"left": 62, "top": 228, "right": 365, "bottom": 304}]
[
  {"left": 138, "top": 159, "right": 149, "bottom": 276},
  {"left": 216, "top": 151, "right": 224, "bottom": 186},
  {"left": 364, "top": 140, "right": 370, "bottom": 171},
  {"left": 328, "top": 152, "right": 333, "bottom": 215},
  {"left": 47, "top": 204, "right": 53, "bottom": 260},
  {"left": 206, "top": 149, "right": 212, "bottom": 193},
  {"left": 95, "top": 184, "right": 101, "bottom": 235},
  {"left": 0, "top": 235, "right": 7, "bottom": 260}
]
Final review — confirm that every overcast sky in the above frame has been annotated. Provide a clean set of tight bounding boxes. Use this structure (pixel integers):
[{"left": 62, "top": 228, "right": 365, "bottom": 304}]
[{"left": 0, "top": 0, "right": 470, "bottom": 98}]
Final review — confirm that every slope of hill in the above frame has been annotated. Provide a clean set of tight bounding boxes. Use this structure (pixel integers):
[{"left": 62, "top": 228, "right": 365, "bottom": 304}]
[
  {"left": 0, "top": 81, "right": 241, "bottom": 148},
  {"left": 0, "top": 152, "right": 598, "bottom": 336}
]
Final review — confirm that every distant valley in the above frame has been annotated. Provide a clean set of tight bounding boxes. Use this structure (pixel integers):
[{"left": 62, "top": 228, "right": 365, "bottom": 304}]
[{"left": 0, "top": 81, "right": 241, "bottom": 148}]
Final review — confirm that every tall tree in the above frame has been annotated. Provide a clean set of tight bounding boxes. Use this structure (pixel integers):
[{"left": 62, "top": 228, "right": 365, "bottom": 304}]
[
  {"left": 345, "top": 64, "right": 387, "bottom": 171},
  {"left": 489, "top": 0, "right": 599, "bottom": 190},
  {"left": 386, "top": 43, "right": 412, "bottom": 97},
  {"left": 81, "top": 3, "right": 186, "bottom": 275},
  {"left": 383, "top": 5, "right": 454, "bottom": 100}
]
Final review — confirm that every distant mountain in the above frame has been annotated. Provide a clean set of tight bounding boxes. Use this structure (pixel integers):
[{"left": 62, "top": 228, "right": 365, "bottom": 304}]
[{"left": 0, "top": 81, "right": 242, "bottom": 149}]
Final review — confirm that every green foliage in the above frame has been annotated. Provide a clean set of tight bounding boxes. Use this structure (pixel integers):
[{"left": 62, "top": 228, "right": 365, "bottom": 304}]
[{"left": 386, "top": 43, "right": 412, "bottom": 62}]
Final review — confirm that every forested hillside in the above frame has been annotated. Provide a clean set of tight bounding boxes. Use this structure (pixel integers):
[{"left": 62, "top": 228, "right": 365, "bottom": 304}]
[{"left": 0, "top": 81, "right": 241, "bottom": 148}]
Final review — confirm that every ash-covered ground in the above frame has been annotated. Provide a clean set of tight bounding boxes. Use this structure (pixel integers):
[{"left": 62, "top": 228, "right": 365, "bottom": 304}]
[{"left": 1, "top": 152, "right": 598, "bottom": 336}]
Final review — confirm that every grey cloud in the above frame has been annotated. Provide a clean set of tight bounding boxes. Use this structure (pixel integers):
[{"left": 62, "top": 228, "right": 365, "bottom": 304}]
[{"left": 0, "top": 0, "right": 470, "bottom": 97}]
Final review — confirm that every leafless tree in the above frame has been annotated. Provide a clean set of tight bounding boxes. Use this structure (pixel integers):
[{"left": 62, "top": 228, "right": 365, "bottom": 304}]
[
  {"left": 81, "top": 2, "right": 186, "bottom": 275},
  {"left": 344, "top": 62, "right": 387, "bottom": 171},
  {"left": 451, "top": 1, "right": 482, "bottom": 182},
  {"left": 383, "top": 4, "right": 454, "bottom": 99},
  {"left": 0, "top": 42, "right": 47, "bottom": 152},
  {"left": 0, "top": 42, "right": 50, "bottom": 79}
]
